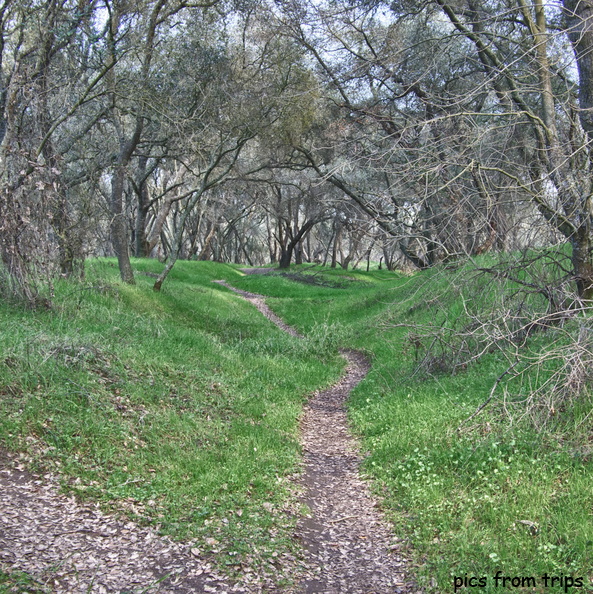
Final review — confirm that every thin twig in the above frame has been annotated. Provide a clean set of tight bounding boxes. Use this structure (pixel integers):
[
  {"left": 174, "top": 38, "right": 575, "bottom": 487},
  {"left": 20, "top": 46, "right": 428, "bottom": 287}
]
[
  {"left": 458, "top": 363, "right": 518, "bottom": 430},
  {"left": 328, "top": 515, "right": 358, "bottom": 524}
]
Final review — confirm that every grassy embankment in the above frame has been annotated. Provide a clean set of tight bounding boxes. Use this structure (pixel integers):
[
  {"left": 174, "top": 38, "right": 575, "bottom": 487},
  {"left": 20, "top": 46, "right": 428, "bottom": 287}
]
[
  {"left": 0, "top": 259, "right": 343, "bottom": 589},
  {"left": 234, "top": 262, "right": 593, "bottom": 593},
  {"left": 1, "top": 258, "right": 593, "bottom": 592}
]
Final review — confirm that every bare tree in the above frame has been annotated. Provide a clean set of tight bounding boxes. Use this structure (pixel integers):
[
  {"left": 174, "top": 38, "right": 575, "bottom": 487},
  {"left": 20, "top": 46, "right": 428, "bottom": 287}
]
[
  {"left": 0, "top": 0, "right": 107, "bottom": 303},
  {"left": 267, "top": 0, "right": 593, "bottom": 299}
]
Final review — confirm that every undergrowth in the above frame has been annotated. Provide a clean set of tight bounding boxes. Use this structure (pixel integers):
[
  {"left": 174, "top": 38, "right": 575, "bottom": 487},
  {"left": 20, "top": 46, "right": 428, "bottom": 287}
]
[{"left": 0, "top": 567, "right": 46, "bottom": 594}]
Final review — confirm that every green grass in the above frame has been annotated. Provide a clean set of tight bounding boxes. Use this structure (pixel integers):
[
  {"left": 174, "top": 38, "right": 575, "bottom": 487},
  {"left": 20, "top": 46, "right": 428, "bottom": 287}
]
[
  {"left": 233, "top": 261, "right": 593, "bottom": 593},
  {"left": 0, "top": 568, "right": 47, "bottom": 593},
  {"left": 0, "top": 259, "right": 343, "bottom": 583},
  {"left": 2, "top": 258, "right": 593, "bottom": 592}
]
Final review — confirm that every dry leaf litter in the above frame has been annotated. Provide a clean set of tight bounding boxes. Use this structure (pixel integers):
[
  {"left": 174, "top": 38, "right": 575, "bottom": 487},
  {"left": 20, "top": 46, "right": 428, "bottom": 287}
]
[{"left": 0, "top": 454, "right": 243, "bottom": 592}]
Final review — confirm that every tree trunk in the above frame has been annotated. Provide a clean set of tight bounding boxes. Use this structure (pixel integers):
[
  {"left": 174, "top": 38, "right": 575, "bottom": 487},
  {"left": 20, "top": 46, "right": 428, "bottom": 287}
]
[
  {"left": 154, "top": 190, "right": 202, "bottom": 291},
  {"left": 322, "top": 228, "right": 335, "bottom": 267},
  {"left": 564, "top": 0, "right": 593, "bottom": 299},
  {"left": 279, "top": 219, "right": 318, "bottom": 269},
  {"left": 571, "top": 230, "right": 593, "bottom": 301},
  {"left": 331, "top": 223, "right": 341, "bottom": 268},
  {"left": 279, "top": 244, "right": 293, "bottom": 268},
  {"left": 266, "top": 216, "right": 277, "bottom": 263},
  {"left": 53, "top": 189, "right": 80, "bottom": 278},
  {"left": 110, "top": 165, "right": 135, "bottom": 284},
  {"left": 383, "top": 247, "right": 393, "bottom": 271},
  {"left": 134, "top": 156, "right": 151, "bottom": 257},
  {"left": 146, "top": 195, "right": 175, "bottom": 256},
  {"left": 199, "top": 219, "right": 218, "bottom": 260},
  {"left": 564, "top": 0, "right": 593, "bottom": 142}
]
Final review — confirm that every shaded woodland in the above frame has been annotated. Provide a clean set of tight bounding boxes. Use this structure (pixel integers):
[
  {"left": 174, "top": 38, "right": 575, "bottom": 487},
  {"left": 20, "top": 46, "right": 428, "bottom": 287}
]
[{"left": 1, "top": 0, "right": 593, "bottom": 302}]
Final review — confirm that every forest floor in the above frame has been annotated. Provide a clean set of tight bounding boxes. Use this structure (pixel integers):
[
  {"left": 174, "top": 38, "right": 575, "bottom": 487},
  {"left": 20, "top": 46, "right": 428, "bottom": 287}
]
[
  {"left": 0, "top": 277, "right": 418, "bottom": 593},
  {"left": 3, "top": 260, "right": 593, "bottom": 592}
]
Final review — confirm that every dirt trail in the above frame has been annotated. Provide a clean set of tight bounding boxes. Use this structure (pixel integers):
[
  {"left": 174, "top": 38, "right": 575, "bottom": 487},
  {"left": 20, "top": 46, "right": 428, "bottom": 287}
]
[
  {"left": 217, "top": 278, "right": 419, "bottom": 593},
  {"left": 212, "top": 280, "right": 301, "bottom": 338},
  {"left": 0, "top": 278, "right": 419, "bottom": 593},
  {"left": 298, "top": 350, "right": 413, "bottom": 593}
]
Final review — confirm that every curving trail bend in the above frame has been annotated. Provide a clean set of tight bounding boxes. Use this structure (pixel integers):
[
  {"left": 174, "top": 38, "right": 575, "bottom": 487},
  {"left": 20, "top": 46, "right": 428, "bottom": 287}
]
[{"left": 216, "top": 278, "right": 419, "bottom": 594}]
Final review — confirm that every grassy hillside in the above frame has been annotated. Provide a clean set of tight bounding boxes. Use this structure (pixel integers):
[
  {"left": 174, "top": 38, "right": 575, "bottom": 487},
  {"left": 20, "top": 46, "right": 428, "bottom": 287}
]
[
  {"left": 1, "top": 258, "right": 592, "bottom": 592},
  {"left": 0, "top": 259, "right": 344, "bottom": 587},
  {"left": 234, "top": 263, "right": 593, "bottom": 593}
]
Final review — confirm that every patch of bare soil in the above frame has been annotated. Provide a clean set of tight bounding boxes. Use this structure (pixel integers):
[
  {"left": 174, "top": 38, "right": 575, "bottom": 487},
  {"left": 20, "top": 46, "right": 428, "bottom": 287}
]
[
  {"left": 215, "top": 280, "right": 420, "bottom": 593},
  {"left": 239, "top": 268, "right": 274, "bottom": 276}
]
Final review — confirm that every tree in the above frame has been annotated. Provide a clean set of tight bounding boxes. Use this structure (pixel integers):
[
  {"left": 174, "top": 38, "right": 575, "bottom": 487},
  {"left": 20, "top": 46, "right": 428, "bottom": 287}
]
[
  {"left": 270, "top": 0, "right": 593, "bottom": 300},
  {"left": 563, "top": 0, "right": 593, "bottom": 298},
  {"left": 102, "top": 0, "right": 183, "bottom": 284},
  {"left": 430, "top": 0, "right": 593, "bottom": 298},
  {"left": 0, "top": 0, "right": 107, "bottom": 303},
  {"left": 259, "top": 177, "right": 329, "bottom": 268}
]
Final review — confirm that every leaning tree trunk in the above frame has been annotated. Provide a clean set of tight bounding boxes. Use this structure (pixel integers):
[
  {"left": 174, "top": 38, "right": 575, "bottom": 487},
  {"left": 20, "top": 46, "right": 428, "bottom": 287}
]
[
  {"left": 134, "top": 156, "right": 151, "bottom": 257},
  {"left": 154, "top": 190, "right": 202, "bottom": 291},
  {"left": 198, "top": 220, "right": 218, "bottom": 260}
]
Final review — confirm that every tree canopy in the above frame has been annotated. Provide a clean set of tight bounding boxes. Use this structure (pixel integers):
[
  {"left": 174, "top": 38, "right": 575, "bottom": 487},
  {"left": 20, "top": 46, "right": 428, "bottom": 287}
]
[{"left": 1, "top": 0, "right": 593, "bottom": 302}]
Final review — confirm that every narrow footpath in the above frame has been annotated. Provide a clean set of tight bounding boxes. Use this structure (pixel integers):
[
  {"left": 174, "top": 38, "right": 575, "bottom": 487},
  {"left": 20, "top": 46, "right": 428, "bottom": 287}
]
[
  {"left": 216, "top": 280, "right": 419, "bottom": 593},
  {"left": 0, "top": 280, "right": 420, "bottom": 593}
]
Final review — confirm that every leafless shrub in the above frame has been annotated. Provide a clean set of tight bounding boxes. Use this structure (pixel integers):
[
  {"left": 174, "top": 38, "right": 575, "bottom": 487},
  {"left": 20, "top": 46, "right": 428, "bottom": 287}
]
[
  {"left": 44, "top": 342, "right": 106, "bottom": 368},
  {"left": 400, "top": 250, "right": 593, "bottom": 431},
  {"left": 495, "top": 322, "right": 593, "bottom": 431}
]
